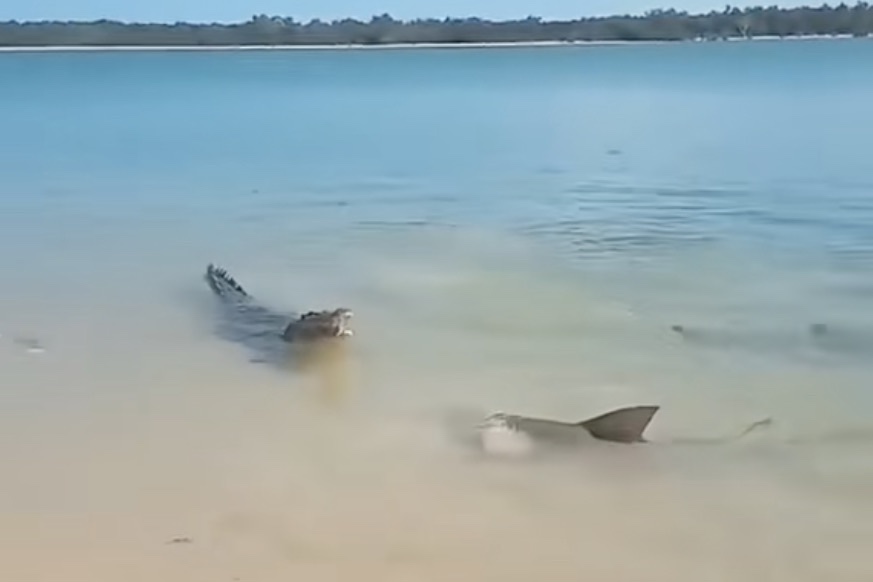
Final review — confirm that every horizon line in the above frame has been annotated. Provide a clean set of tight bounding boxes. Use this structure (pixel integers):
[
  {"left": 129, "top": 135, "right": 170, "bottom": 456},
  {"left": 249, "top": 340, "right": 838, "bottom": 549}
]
[{"left": 0, "top": 2, "right": 853, "bottom": 27}]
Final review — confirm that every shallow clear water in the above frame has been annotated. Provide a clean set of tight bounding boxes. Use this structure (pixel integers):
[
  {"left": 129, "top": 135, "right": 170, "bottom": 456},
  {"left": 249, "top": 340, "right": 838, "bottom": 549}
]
[{"left": 1, "top": 39, "right": 872, "bottom": 581}]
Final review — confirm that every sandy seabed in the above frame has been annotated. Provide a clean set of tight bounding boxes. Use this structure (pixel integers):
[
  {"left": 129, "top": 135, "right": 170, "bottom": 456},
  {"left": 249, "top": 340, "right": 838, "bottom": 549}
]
[{"left": 1, "top": 230, "right": 872, "bottom": 582}]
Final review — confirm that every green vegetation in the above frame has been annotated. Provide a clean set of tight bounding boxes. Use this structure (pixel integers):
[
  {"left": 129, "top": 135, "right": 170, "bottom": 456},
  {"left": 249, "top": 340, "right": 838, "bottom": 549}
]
[{"left": 1, "top": 3, "right": 872, "bottom": 47}]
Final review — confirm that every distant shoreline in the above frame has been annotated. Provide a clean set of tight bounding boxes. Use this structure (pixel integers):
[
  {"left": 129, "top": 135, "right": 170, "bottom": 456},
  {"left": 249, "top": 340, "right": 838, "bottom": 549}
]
[
  {"left": 2, "top": 4, "right": 870, "bottom": 51},
  {"left": 0, "top": 40, "right": 643, "bottom": 53},
  {"left": 0, "top": 34, "right": 862, "bottom": 54}
]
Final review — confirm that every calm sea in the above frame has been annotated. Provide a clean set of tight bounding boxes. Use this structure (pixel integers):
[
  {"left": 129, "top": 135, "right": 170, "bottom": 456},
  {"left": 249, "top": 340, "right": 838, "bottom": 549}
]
[{"left": 1, "top": 39, "right": 872, "bottom": 582}]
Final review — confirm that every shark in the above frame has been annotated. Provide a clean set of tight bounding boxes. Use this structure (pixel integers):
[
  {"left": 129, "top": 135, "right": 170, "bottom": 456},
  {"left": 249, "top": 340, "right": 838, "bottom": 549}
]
[{"left": 474, "top": 405, "right": 773, "bottom": 457}]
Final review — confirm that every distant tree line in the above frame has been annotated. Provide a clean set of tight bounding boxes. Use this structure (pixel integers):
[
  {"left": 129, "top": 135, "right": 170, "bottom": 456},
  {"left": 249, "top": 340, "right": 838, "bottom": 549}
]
[{"left": 1, "top": 3, "right": 872, "bottom": 47}]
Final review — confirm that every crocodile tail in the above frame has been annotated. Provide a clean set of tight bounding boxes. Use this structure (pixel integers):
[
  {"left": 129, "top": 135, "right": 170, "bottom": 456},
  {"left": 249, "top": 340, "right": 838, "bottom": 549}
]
[{"left": 204, "top": 263, "right": 249, "bottom": 301}]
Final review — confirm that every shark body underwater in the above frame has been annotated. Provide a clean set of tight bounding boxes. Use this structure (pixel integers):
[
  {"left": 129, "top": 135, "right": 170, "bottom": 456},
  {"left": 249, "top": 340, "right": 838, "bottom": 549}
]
[{"left": 472, "top": 405, "right": 773, "bottom": 457}]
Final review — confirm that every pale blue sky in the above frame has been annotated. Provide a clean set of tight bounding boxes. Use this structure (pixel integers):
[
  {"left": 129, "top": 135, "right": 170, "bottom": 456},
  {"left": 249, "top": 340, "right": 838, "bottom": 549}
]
[{"left": 2, "top": 0, "right": 808, "bottom": 24}]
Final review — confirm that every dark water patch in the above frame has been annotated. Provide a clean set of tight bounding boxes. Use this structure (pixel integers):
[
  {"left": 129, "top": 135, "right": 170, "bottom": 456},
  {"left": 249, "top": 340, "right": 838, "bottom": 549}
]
[
  {"left": 705, "top": 206, "right": 771, "bottom": 220},
  {"left": 652, "top": 185, "right": 753, "bottom": 201},
  {"left": 572, "top": 231, "right": 716, "bottom": 253},
  {"left": 828, "top": 243, "right": 873, "bottom": 257},
  {"left": 518, "top": 216, "right": 719, "bottom": 258},
  {"left": 535, "top": 165, "right": 566, "bottom": 175},
  {"left": 825, "top": 279, "right": 873, "bottom": 300},
  {"left": 290, "top": 198, "right": 354, "bottom": 209},
  {"left": 668, "top": 321, "right": 873, "bottom": 367},
  {"left": 565, "top": 182, "right": 750, "bottom": 200},
  {"left": 354, "top": 219, "right": 440, "bottom": 230},
  {"left": 298, "top": 178, "right": 419, "bottom": 196},
  {"left": 782, "top": 427, "right": 873, "bottom": 447},
  {"left": 346, "top": 178, "right": 417, "bottom": 192},
  {"left": 751, "top": 210, "right": 855, "bottom": 232},
  {"left": 563, "top": 183, "right": 758, "bottom": 227}
]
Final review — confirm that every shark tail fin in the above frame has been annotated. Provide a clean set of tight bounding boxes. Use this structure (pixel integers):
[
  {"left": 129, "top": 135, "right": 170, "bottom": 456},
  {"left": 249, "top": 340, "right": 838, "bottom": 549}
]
[
  {"left": 731, "top": 417, "right": 774, "bottom": 441},
  {"left": 578, "top": 405, "right": 660, "bottom": 444},
  {"left": 204, "top": 263, "right": 250, "bottom": 301}
]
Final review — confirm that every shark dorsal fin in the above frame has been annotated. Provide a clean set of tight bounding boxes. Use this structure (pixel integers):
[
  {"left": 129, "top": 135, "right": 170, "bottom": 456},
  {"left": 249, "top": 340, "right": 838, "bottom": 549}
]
[{"left": 578, "top": 405, "right": 660, "bottom": 444}]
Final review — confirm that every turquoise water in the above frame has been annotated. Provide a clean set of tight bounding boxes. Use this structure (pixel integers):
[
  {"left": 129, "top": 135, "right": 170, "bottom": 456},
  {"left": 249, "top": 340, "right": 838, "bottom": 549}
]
[{"left": 1, "top": 39, "right": 872, "bottom": 581}]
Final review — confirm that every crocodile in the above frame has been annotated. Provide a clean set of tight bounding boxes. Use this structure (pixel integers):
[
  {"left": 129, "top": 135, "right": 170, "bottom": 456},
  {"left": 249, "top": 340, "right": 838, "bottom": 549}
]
[{"left": 203, "top": 263, "right": 353, "bottom": 367}]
